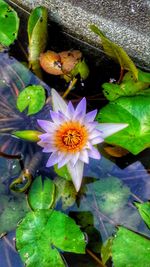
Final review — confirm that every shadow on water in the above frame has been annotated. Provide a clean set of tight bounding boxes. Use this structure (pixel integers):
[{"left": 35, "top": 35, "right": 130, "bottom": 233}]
[{"left": 0, "top": 2, "right": 150, "bottom": 267}]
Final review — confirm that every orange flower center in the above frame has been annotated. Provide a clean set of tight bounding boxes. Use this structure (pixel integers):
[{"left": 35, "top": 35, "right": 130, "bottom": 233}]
[{"left": 54, "top": 121, "right": 88, "bottom": 153}]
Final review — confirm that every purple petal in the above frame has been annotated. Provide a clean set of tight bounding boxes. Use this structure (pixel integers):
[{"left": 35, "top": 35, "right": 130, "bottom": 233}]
[
  {"left": 84, "top": 109, "right": 97, "bottom": 123},
  {"left": 58, "top": 154, "right": 72, "bottom": 168},
  {"left": 39, "top": 133, "right": 52, "bottom": 141},
  {"left": 67, "top": 101, "right": 75, "bottom": 118},
  {"left": 89, "top": 129, "right": 102, "bottom": 140},
  {"left": 79, "top": 149, "right": 89, "bottom": 164},
  {"left": 91, "top": 136, "right": 104, "bottom": 145},
  {"left": 67, "top": 160, "right": 84, "bottom": 192},
  {"left": 96, "top": 123, "right": 129, "bottom": 138},
  {"left": 70, "top": 152, "right": 80, "bottom": 166},
  {"left": 51, "top": 88, "right": 67, "bottom": 113},
  {"left": 73, "top": 98, "right": 86, "bottom": 119},
  {"left": 37, "top": 120, "right": 56, "bottom": 133},
  {"left": 43, "top": 145, "right": 56, "bottom": 153},
  {"left": 88, "top": 147, "right": 101, "bottom": 160},
  {"left": 86, "top": 121, "right": 99, "bottom": 132},
  {"left": 46, "top": 152, "right": 59, "bottom": 167}
]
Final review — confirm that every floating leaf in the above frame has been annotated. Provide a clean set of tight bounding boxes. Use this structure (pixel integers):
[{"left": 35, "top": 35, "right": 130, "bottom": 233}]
[
  {"left": 138, "top": 69, "right": 150, "bottom": 83},
  {"left": 112, "top": 227, "right": 150, "bottom": 267},
  {"left": 0, "top": 0, "right": 19, "bottom": 46},
  {"left": 17, "top": 84, "right": 46, "bottom": 115},
  {"left": 101, "top": 237, "right": 113, "bottom": 264},
  {"left": 28, "top": 6, "right": 48, "bottom": 78},
  {"left": 135, "top": 202, "right": 150, "bottom": 229},
  {"left": 103, "top": 70, "right": 150, "bottom": 101},
  {"left": 16, "top": 210, "right": 86, "bottom": 267},
  {"left": 98, "top": 95, "right": 150, "bottom": 154},
  {"left": 88, "top": 177, "right": 130, "bottom": 215},
  {"left": 28, "top": 176, "right": 55, "bottom": 210},
  {"left": 90, "top": 24, "right": 138, "bottom": 80},
  {"left": 54, "top": 164, "right": 72, "bottom": 181},
  {"left": 54, "top": 177, "right": 76, "bottom": 210}
]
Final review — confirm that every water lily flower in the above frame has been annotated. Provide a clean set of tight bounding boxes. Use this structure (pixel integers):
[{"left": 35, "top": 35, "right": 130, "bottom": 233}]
[{"left": 37, "top": 89, "right": 128, "bottom": 191}]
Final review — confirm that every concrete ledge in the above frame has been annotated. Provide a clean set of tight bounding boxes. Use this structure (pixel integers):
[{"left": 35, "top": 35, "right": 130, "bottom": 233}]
[{"left": 9, "top": 0, "right": 150, "bottom": 69}]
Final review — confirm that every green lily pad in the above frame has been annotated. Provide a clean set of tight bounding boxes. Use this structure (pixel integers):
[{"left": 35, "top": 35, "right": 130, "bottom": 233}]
[
  {"left": 16, "top": 210, "right": 86, "bottom": 267},
  {"left": 28, "top": 176, "right": 55, "bottom": 210},
  {"left": 17, "top": 84, "right": 46, "bottom": 115},
  {"left": 135, "top": 202, "right": 150, "bottom": 229},
  {"left": 54, "top": 164, "right": 72, "bottom": 181},
  {"left": 97, "top": 95, "right": 150, "bottom": 154},
  {"left": 90, "top": 24, "right": 138, "bottom": 80},
  {"left": 88, "top": 177, "right": 130, "bottom": 214},
  {"left": 0, "top": 0, "right": 19, "bottom": 46},
  {"left": 103, "top": 70, "right": 150, "bottom": 101},
  {"left": 28, "top": 6, "right": 48, "bottom": 78},
  {"left": 71, "top": 59, "right": 89, "bottom": 80},
  {"left": 112, "top": 227, "right": 150, "bottom": 267}
]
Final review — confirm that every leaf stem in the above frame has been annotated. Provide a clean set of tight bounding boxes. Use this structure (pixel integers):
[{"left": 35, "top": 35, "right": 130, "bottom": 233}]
[
  {"left": 117, "top": 67, "right": 124, "bottom": 84},
  {"left": 62, "top": 77, "right": 77, "bottom": 99},
  {"left": 86, "top": 248, "right": 106, "bottom": 267}
]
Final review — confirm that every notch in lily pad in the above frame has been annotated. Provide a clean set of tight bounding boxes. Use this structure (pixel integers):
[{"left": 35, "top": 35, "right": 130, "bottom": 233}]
[{"left": 16, "top": 84, "right": 46, "bottom": 115}]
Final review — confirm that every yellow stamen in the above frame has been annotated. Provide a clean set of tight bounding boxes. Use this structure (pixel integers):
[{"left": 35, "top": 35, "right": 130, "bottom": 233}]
[{"left": 54, "top": 121, "right": 88, "bottom": 153}]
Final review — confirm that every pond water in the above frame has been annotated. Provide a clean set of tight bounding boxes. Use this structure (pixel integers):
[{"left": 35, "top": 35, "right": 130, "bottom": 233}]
[{"left": 1, "top": 2, "right": 150, "bottom": 267}]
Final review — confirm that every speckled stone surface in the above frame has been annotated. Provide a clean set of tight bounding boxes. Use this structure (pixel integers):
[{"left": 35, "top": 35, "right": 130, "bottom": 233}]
[{"left": 10, "top": 0, "right": 150, "bottom": 68}]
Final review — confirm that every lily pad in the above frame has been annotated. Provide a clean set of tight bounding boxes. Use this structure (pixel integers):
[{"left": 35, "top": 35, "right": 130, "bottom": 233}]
[
  {"left": 101, "top": 237, "right": 113, "bottom": 264},
  {"left": 90, "top": 24, "right": 138, "bottom": 80},
  {"left": 112, "top": 227, "right": 150, "bottom": 267},
  {"left": 16, "top": 210, "right": 86, "bottom": 267},
  {"left": 28, "top": 176, "right": 55, "bottom": 210},
  {"left": 135, "top": 201, "right": 150, "bottom": 229},
  {"left": 17, "top": 84, "right": 46, "bottom": 115},
  {"left": 88, "top": 176, "right": 130, "bottom": 214},
  {"left": 102, "top": 70, "right": 150, "bottom": 101},
  {"left": 0, "top": 0, "right": 19, "bottom": 46},
  {"left": 97, "top": 95, "right": 150, "bottom": 154}
]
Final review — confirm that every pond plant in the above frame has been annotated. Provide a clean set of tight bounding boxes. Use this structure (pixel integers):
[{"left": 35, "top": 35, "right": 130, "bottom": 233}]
[{"left": 0, "top": 0, "right": 150, "bottom": 267}]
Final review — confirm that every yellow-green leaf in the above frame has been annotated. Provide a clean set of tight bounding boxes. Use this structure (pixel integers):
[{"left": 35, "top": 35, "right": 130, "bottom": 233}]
[
  {"left": 90, "top": 24, "right": 138, "bottom": 80},
  {"left": 28, "top": 6, "right": 48, "bottom": 78}
]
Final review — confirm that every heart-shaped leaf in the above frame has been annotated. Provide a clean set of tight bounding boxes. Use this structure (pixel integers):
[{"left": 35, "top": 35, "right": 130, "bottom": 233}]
[
  {"left": 28, "top": 176, "right": 55, "bottom": 210},
  {"left": 17, "top": 84, "right": 46, "bottom": 115},
  {"left": 97, "top": 95, "right": 150, "bottom": 154},
  {"left": 16, "top": 210, "right": 86, "bottom": 267},
  {"left": 90, "top": 24, "right": 138, "bottom": 80},
  {"left": 135, "top": 202, "right": 150, "bottom": 229},
  {"left": 0, "top": 0, "right": 19, "bottom": 46},
  {"left": 112, "top": 227, "right": 150, "bottom": 267}
]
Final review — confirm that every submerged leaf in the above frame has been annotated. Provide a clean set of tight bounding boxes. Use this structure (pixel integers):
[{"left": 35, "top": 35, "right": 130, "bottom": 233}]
[
  {"left": 16, "top": 210, "right": 86, "bottom": 267},
  {"left": 0, "top": 0, "right": 19, "bottom": 46},
  {"left": 28, "top": 6, "right": 48, "bottom": 78},
  {"left": 98, "top": 95, "right": 150, "bottom": 154},
  {"left": 54, "top": 176, "right": 76, "bottom": 210},
  {"left": 90, "top": 24, "right": 138, "bottom": 80},
  {"left": 135, "top": 202, "right": 150, "bottom": 229},
  {"left": 0, "top": 191, "right": 29, "bottom": 235},
  {"left": 112, "top": 227, "right": 150, "bottom": 267},
  {"left": 28, "top": 176, "right": 55, "bottom": 210},
  {"left": 88, "top": 177, "right": 130, "bottom": 214},
  {"left": 17, "top": 84, "right": 46, "bottom": 115}
]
